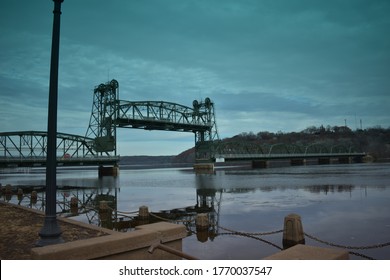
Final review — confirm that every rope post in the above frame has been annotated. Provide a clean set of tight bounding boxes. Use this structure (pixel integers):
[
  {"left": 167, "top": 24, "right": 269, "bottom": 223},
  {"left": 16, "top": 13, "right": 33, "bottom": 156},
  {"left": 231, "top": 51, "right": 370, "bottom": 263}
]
[
  {"left": 17, "top": 188, "right": 23, "bottom": 201},
  {"left": 196, "top": 213, "right": 209, "bottom": 231},
  {"left": 5, "top": 184, "right": 12, "bottom": 201},
  {"left": 283, "top": 213, "right": 305, "bottom": 249},
  {"left": 99, "top": 200, "right": 113, "bottom": 229},
  {"left": 31, "top": 191, "right": 38, "bottom": 205},
  {"left": 70, "top": 197, "right": 78, "bottom": 215},
  {"left": 195, "top": 213, "right": 210, "bottom": 243},
  {"left": 139, "top": 206, "right": 149, "bottom": 220}
]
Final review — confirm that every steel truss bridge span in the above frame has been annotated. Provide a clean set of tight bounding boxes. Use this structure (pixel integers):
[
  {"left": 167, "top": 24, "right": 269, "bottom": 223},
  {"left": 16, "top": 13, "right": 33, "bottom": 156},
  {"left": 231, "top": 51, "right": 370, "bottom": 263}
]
[
  {"left": 197, "top": 141, "right": 366, "bottom": 162},
  {"left": 116, "top": 100, "right": 213, "bottom": 132},
  {"left": 0, "top": 131, "right": 118, "bottom": 167}
]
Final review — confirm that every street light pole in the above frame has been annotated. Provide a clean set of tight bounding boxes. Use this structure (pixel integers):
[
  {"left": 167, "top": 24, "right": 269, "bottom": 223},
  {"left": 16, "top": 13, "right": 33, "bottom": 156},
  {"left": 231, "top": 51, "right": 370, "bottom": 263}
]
[{"left": 36, "top": 0, "right": 64, "bottom": 247}]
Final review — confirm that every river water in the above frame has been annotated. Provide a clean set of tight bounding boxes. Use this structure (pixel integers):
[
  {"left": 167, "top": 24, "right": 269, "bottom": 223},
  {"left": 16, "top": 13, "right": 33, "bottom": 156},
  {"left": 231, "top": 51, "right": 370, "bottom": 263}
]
[{"left": 1, "top": 162, "right": 390, "bottom": 260}]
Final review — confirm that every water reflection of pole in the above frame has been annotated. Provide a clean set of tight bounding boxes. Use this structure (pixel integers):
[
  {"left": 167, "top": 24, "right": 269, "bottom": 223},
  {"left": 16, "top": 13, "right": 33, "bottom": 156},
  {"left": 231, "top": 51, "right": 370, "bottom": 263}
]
[{"left": 36, "top": 0, "right": 64, "bottom": 246}]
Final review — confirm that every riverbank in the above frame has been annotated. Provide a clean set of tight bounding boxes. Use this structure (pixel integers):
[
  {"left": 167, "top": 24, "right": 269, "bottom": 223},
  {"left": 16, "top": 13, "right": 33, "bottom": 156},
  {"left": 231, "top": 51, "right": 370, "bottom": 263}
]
[{"left": 0, "top": 201, "right": 109, "bottom": 259}]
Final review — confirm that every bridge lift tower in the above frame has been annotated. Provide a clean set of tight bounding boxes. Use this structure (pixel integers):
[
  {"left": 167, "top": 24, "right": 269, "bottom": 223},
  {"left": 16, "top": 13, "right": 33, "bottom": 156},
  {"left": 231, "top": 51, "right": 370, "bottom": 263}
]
[{"left": 85, "top": 79, "right": 119, "bottom": 156}]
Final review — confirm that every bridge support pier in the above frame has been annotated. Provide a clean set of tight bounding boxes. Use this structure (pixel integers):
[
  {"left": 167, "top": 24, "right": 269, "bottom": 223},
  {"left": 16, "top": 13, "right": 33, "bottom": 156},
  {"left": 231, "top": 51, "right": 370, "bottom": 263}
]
[
  {"left": 318, "top": 158, "right": 331, "bottom": 165},
  {"left": 193, "top": 163, "right": 215, "bottom": 173},
  {"left": 338, "top": 157, "right": 352, "bottom": 164},
  {"left": 290, "top": 159, "right": 306, "bottom": 166},
  {"left": 98, "top": 165, "right": 119, "bottom": 177},
  {"left": 252, "top": 160, "right": 269, "bottom": 168}
]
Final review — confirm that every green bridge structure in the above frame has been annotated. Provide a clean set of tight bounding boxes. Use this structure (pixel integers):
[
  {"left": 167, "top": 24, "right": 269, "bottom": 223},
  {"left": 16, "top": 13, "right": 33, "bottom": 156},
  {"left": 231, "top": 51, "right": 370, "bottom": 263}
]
[{"left": 0, "top": 79, "right": 366, "bottom": 173}]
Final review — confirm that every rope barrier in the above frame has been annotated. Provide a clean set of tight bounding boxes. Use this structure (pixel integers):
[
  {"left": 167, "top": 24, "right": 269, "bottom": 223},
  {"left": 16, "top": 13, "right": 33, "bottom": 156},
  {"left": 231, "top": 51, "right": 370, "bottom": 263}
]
[
  {"left": 216, "top": 225, "right": 283, "bottom": 250},
  {"left": 149, "top": 212, "right": 195, "bottom": 224},
  {"left": 218, "top": 225, "right": 283, "bottom": 236},
  {"left": 117, "top": 210, "right": 139, "bottom": 215},
  {"left": 348, "top": 251, "right": 375, "bottom": 260},
  {"left": 218, "top": 232, "right": 283, "bottom": 250},
  {"left": 304, "top": 232, "right": 390, "bottom": 250}
]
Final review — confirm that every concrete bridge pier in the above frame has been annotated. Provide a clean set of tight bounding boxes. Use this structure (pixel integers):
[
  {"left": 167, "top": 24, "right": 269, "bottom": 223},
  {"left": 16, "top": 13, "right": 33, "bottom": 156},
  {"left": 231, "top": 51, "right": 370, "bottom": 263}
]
[
  {"left": 318, "top": 158, "right": 331, "bottom": 165},
  {"left": 98, "top": 165, "right": 119, "bottom": 177},
  {"left": 193, "top": 162, "right": 215, "bottom": 173},
  {"left": 338, "top": 156, "right": 352, "bottom": 164},
  {"left": 252, "top": 160, "right": 269, "bottom": 168},
  {"left": 290, "top": 158, "right": 306, "bottom": 166}
]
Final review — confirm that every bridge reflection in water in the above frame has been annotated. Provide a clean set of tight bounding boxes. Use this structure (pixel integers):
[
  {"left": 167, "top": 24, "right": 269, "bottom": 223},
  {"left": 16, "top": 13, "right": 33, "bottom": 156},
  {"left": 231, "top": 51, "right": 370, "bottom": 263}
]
[{"left": 1, "top": 181, "right": 357, "bottom": 243}]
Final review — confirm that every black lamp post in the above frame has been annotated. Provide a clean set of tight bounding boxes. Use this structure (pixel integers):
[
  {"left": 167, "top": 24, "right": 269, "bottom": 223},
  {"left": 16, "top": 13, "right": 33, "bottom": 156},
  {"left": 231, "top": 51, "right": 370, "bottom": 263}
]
[{"left": 36, "top": 0, "right": 64, "bottom": 247}]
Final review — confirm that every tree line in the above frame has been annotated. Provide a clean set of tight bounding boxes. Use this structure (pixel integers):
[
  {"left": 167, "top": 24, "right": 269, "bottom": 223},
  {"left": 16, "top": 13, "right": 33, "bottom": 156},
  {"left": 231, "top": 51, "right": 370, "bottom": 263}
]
[
  {"left": 173, "top": 125, "right": 390, "bottom": 163},
  {"left": 232, "top": 125, "right": 390, "bottom": 161}
]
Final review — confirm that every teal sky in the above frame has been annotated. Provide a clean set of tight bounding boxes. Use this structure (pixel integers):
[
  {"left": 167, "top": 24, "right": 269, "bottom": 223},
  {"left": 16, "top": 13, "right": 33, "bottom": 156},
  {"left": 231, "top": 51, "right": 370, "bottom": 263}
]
[{"left": 1, "top": 0, "right": 389, "bottom": 155}]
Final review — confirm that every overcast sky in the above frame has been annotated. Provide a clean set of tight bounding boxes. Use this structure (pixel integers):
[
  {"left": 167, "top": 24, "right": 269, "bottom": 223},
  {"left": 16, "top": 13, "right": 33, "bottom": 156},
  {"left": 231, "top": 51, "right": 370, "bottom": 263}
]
[{"left": 1, "top": 0, "right": 389, "bottom": 156}]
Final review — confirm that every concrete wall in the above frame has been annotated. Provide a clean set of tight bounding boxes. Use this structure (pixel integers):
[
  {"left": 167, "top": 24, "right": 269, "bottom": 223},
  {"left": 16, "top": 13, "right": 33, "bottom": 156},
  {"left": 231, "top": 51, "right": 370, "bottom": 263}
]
[{"left": 32, "top": 222, "right": 188, "bottom": 260}]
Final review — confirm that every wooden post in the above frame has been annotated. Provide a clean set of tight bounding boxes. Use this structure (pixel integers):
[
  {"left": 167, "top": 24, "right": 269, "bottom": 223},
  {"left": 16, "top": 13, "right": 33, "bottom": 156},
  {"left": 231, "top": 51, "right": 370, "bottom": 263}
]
[{"left": 283, "top": 213, "right": 305, "bottom": 249}]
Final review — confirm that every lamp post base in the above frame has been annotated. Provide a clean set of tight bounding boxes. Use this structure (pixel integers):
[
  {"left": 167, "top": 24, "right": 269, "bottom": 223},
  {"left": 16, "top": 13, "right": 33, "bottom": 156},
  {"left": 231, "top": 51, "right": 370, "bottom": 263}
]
[{"left": 36, "top": 215, "right": 64, "bottom": 247}]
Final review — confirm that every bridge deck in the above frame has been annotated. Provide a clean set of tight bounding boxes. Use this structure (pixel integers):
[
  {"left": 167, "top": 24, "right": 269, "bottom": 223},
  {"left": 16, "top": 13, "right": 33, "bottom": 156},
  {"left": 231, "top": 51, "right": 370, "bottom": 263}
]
[
  {"left": 115, "top": 117, "right": 210, "bottom": 132},
  {"left": 216, "top": 152, "right": 366, "bottom": 161},
  {"left": 0, "top": 156, "right": 119, "bottom": 168}
]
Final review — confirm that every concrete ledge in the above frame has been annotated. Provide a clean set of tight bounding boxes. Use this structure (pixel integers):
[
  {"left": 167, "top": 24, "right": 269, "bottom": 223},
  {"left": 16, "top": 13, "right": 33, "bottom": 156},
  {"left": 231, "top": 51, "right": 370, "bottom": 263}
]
[
  {"left": 135, "top": 222, "right": 187, "bottom": 243},
  {"left": 32, "top": 222, "right": 188, "bottom": 260},
  {"left": 263, "top": 244, "right": 349, "bottom": 260}
]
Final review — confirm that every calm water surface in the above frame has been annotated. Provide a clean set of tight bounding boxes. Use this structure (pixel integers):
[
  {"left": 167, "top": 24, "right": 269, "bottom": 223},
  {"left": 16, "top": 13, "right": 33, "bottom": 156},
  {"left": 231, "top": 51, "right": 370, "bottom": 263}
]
[{"left": 1, "top": 163, "right": 389, "bottom": 260}]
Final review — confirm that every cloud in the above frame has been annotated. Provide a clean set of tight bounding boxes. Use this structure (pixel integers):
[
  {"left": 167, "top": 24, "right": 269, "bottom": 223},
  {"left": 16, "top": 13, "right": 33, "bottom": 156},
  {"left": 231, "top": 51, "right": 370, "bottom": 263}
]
[{"left": 1, "top": 0, "right": 390, "bottom": 155}]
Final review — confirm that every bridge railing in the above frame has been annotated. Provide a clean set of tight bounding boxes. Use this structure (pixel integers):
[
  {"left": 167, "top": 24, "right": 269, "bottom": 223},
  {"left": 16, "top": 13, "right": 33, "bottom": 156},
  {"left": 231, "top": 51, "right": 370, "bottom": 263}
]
[
  {"left": 215, "top": 152, "right": 366, "bottom": 160},
  {"left": 210, "top": 140, "right": 365, "bottom": 161}
]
